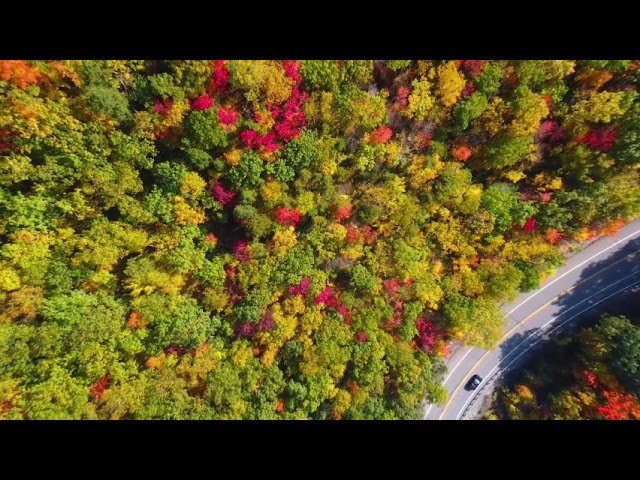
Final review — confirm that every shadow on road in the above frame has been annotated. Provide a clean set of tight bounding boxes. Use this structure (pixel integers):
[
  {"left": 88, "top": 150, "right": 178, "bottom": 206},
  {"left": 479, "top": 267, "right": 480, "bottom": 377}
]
[
  {"left": 498, "top": 235, "right": 640, "bottom": 369},
  {"left": 468, "top": 235, "right": 640, "bottom": 418}
]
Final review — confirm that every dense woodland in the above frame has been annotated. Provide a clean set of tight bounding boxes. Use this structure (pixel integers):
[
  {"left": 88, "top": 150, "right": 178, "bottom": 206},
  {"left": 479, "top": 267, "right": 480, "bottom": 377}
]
[
  {"left": 487, "top": 311, "right": 640, "bottom": 420},
  {"left": 0, "top": 60, "right": 639, "bottom": 420}
]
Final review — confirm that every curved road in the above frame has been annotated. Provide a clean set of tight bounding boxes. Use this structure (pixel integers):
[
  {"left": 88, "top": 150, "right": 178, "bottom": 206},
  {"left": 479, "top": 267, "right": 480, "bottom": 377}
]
[{"left": 424, "top": 217, "right": 640, "bottom": 420}]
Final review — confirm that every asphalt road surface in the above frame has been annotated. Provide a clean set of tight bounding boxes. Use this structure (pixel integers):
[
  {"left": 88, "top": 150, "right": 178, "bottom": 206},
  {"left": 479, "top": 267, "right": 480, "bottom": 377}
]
[{"left": 424, "top": 217, "right": 640, "bottom": 420}]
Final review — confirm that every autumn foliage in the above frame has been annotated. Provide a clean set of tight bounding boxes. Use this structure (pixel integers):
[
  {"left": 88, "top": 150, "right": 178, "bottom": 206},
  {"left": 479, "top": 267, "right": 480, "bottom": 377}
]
[
  {"left": 0, "top": 59, "right": 638, "bottom": 421},
  {"left": 0, "top": 60, "right": 42, "bottom": 89}
]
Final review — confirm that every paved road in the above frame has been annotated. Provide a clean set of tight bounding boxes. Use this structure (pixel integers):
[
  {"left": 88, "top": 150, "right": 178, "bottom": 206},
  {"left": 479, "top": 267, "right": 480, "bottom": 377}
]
[{"left": 424, "top": 218, "right": 640, "bottom": 420}]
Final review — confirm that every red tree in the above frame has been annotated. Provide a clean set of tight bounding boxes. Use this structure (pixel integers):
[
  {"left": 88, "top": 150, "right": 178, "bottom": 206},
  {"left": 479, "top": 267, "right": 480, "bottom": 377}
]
[
  {"left": 451, "top": 145, "right": 472, "bottom": 162},
  {"left": 190, "top": 94, "right": 214, "bottom": 110},
  {"left": 90, "top": 375, "right": 110, "bottom": 401},
  {"left": 218, "top": 106, "right": 238, "bottom": 126},
  {"left": 370, "top": 125, "right": 393, "bottom": 144},
  {"left": 211, "top": 182, "right": 238, "bottom": 207},
  {"left": 522, "top": 217, "right": 536, "bottom": 232}
]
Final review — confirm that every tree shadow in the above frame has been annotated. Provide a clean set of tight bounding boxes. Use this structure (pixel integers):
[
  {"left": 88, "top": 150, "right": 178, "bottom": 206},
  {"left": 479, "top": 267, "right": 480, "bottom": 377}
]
[
  {"left": 497, "top": 235, "right": 640, "bottom": 382},
  {"left": 464, "top": 235, "right": 640, "bottom": 417}
]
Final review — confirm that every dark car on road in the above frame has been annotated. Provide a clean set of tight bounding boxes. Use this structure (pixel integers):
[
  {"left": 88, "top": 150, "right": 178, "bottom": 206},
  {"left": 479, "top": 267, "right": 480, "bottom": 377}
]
[{"left": 466, "top": 374, "right": 483, "bottom": 391}]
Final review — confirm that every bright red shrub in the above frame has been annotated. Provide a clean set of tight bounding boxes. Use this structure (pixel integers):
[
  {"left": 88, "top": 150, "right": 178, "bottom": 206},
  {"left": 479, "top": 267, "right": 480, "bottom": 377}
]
[{"left": 283, "top": 60, "right": 302, "bottom": 85}]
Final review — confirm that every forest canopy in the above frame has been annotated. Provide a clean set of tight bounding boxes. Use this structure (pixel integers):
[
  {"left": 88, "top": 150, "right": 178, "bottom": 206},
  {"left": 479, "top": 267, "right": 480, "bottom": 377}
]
[{"left": 0, "top": 60, "right": 639, "bottom": 420}]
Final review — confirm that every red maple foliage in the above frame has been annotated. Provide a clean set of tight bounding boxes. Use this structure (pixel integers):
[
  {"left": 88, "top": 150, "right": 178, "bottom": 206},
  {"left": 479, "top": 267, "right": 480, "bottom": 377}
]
[
  {"left": 460, "top": 60, "right": 484, "bottom": 77},
  {"left": 235, "top": 321, "right": 258, "bottom": 338},
  {"left": 0, "top": 60, "right": 42, "bottom": 89},
  {"left": 283, "top": 60, "right": 302, "bottom": 85},
  {"left": 355, "top": 331, "right": 368, "bottom": 343},
  {"left": 370, "top": 125, "right": 393, "bottom": 144},
  {"left": 539, "top": 192, "right": 554, "bottom": 203},
  {"left": 451, "top": 145, "right": 472, "bottom": 162},
  {"left": 208, "top": 60, "right": 229, "bottom": 94},
  {"left": 276, "top": 398, "right": 285, "bottom": 413},
  {"left": 337, "top": 304, "right": 352, "bottom": 325},
  {"left": 288, "top": 277, "right": 311, "bottom": 297},
  {"left": 584, "top": 370, "right": 598, "bottom": 388},
  {"left": 314, "top": 284, "right": 337, "bottom": 307},
  {"left": 271, "top": 86, "right": 308, "bottom": 142},
  {"left": 218, "top": 106, "right": 238, "bottom": 126},
  {"left": 90, "top": 375, "right": 110, "bottom": 401},
  {"left": 395, "top": 86, "right": 411, "bottom": 109},
  {"left": 333, "top": 203, "right": 352, "bottom": 223},
  {"left": 344, "top": 226, "right": 361, "bottom": 244},
  {"left": 415, "top": 132, "right": 432, "bottom": 150},
  {"left": 543, "top": 94, "right": 553, "bottom": 111},
  {"left": 415, "top": 317, "right": 437, "bottom": 352},
  {"left": 462, "top": 82, "right": 477, "bottom": 96},
  {"left": 211, "top": 182, "right": 238, "bottom": 208},
  {"left": 153, "top": 99, "right": 173, "bottom": 116},
  {"left": 597, "top": 390, "right": 640, "bottom": 420},
  {"left": 582, "top": 126, "right": 617, "bottom": 152},
  {"left": 537, "top": 120, "right": 566, "bottom": 144},
  {"left": 258, "top": 307, "right": 276, "bottom": 332},
  {"left": 239, "top": 129, "right": 281, "bottom": 153},
  {"left": 361, "top": 225, "right": 378, "bottom": 244},
  {"left": 165, "top": 345, "right": 186, "bottom": 356},
  {"left": 233, "top": 240, "right": 252, "bottom": 263},
  {"left": 204, "top": 233, "right": 218, "bottom": 246},
  {"left": 190, "top": 94, "right": 214, "bottom": 111},
  {"left": 545, "top": 228, "right": 565, "bottom": 245},
  {"left": 522, "top": 217, "right": 536, "bottom": 232},
  {"left": 383, "top": 279, "right": 399, "bottom": 296},
  {"left": 273, "top": 206, "right": 302, "bottom": 227}
]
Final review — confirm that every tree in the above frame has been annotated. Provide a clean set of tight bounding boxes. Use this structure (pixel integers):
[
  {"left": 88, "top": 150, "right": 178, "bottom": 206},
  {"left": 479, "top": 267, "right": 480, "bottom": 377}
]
[
  {"left": 436, "top": 61, "right": 466, "bottom": 108},
  {"left": 404, "top": 77, "right": 435, "bottom": 121}
]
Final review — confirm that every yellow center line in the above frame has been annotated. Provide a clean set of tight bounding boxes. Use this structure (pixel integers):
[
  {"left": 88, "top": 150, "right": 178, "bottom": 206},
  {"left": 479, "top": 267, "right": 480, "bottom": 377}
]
[{"left": 436, "top": 249, "right": 640, "bottom": 420}]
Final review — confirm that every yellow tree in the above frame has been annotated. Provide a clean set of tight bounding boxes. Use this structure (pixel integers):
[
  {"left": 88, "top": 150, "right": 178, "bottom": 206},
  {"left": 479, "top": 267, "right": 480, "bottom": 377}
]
[{"left": 436, "top": 61, "right": 466, "bottom": 109}]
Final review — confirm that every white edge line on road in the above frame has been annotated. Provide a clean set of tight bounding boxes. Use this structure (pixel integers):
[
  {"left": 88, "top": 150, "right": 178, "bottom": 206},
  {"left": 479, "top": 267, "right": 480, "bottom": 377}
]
[
  {"left": 506, "top": 228, "right": 640, "bottom": 315},
  {"left": 455, "top": 276, "right": 640, "bottom": 420},
  {"left": 483, "top": 269, "right": 640, "bottom": 383},
  {"left": 424, "top": 348, "right": 473, "bottom": 418},
  {"left": 425, "top": 225, "right": 640, "bottom": 419}
]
